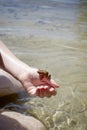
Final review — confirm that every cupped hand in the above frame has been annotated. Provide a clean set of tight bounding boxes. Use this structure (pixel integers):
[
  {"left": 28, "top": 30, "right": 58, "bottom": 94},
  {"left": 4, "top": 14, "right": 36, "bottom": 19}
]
[{"left": 20, "top": 69, "right": 59, "bottom": 98}]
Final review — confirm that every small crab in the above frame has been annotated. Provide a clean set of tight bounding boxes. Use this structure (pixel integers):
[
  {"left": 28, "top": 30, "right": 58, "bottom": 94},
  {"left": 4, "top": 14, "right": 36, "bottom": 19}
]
[{"left": 38, "top": 70, "right": 51, "bottom": 80}]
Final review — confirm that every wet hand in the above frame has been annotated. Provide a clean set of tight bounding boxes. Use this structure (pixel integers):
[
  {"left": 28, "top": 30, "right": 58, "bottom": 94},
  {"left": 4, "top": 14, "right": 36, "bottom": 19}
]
[{"left": 21, "top": 69, "right": 59, "bottom": 98}]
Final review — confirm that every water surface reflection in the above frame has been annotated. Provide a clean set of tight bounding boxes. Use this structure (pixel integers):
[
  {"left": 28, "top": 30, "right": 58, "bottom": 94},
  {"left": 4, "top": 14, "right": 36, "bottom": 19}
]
[{"left": 0, "top": 0, "right": 87, "bottom": 130}]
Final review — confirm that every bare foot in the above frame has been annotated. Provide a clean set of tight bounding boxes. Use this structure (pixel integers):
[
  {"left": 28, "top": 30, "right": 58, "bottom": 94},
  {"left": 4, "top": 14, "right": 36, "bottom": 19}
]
[{"left": 19, "top": 68, "right": 59, "bottom": 98}]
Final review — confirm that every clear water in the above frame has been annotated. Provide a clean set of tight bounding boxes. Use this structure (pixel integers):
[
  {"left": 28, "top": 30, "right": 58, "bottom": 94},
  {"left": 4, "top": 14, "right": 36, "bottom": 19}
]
[{"left": 0, "top": 0, "right": 87, "bottom": 130}]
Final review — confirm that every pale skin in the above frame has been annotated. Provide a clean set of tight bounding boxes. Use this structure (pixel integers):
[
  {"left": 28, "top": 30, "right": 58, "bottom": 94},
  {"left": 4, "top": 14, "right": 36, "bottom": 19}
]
[
  {"left": 0, "top": 40, "right": 59, "bottom": 130},
  {"left": 0, "top": 40, "right": 59, "bottom": 98}
]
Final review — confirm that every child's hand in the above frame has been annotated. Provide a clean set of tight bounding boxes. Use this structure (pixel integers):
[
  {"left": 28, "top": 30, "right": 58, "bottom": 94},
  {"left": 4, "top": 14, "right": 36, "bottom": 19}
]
[{"left": 20, "top": 69, "right": 59, "bottom": 98}]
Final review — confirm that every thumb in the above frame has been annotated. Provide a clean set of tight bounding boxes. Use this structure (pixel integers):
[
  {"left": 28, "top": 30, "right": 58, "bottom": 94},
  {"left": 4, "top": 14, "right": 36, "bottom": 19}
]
[{"left": 42, "top": 78, "right": 59, "bottom": 88}]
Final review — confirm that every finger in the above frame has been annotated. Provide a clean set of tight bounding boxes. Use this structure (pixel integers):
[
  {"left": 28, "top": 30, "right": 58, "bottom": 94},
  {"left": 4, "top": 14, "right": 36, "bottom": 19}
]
[
  {"left": 43, "top": 86, "right": 51, "bottom": 97},
  {"left": 43, "top": 86, "right": 49, "bottom": 97},
  {"left": 36, "top": 86, "right": 52, "bottom": 98},
  {"left": 49, "top": 87, "right": 57, "bottom": 96},
  {"left": 51, "top": 79, "right": 59, "bottom": 87},
  {"left": 48, "top": 79, "right": 59, "bottom": 88},
  {"left": 42, "top": 79, "right": 59, "bottom": 89},
  {"left": 43, "top": 86, "right": 53, "bottom": 98},
  {"left": 41, "top": 85, "right": 57, "bottom": 97},
  {"left": 39, "top": 86, "right": 45, "bottom": 98},
  {"left": 36, "top": 86, "right": 45, "bottom": 98},
  {"left": 36, "top": 87, "right": 40, "bottom": 97},
  {"left": 40, "top": 86, "right": 52, "bottom": 98}
]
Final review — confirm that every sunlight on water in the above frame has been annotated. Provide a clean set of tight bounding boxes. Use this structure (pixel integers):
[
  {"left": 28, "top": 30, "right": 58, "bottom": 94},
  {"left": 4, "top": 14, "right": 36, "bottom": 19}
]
[{"left": 0, "top": 0, "right": 87, "bottom": 130}]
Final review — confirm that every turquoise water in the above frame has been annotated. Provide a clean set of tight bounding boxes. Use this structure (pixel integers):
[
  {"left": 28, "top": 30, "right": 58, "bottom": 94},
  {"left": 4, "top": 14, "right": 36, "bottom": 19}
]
[{"left": 0, "top": 0, "right": 87, "bottom": 130}]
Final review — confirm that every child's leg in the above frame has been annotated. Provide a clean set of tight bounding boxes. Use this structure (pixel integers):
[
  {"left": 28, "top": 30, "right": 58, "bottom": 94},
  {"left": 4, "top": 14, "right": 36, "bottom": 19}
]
[
  {"left": 0, "top": 69, "right": 47, "bottom": 130},
  {"left": 0, "top": 68, "right": 24, "bottom": 97},
  {"left": 0, "top": 110, "right": 46, "bottom": 130}
]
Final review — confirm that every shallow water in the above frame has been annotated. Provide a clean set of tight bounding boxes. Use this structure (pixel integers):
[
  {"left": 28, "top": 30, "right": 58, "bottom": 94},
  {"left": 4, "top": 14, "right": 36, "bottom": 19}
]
[{"left": 0, "top": 0, "right": 87, "bottom": 130}]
